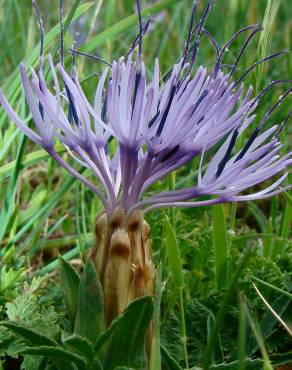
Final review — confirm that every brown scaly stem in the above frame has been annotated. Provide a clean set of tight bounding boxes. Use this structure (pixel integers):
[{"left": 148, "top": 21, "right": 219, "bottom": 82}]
[{"left": 91, "top": 208, "right": 155, "bottom": 327}]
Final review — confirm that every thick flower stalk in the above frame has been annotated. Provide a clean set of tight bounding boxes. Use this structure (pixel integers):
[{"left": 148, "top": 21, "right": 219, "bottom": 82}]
[{"left": 0, "top": 0, "right": 291, "bottom": 325}]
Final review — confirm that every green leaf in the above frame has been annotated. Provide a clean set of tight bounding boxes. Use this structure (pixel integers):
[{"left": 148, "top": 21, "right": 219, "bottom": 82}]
[
  {"left": 59, "top": 257, "right": 80, "bottom": 324},
  {"left": 160, "top": 344, "right": 182, "bottom": 370},
  {"left": 103, "top": 296, "right": 154, "bottom": 370},
  {"left": 203, "top": 249, "right": 252, "bottom": 369},
  {"left": 0, "top": 145, "right": 65, "bottom": 181},
  {"left": 0, "top": 132, "right": 26, "bottom": 244},
  {"left": 272, "top": 200, "right": 292, "bottom": 258},
  {"left": 74, "top": 260, "right": 104, "bottom": 344},
  {"left": 250, "top": 275, "right": 292, "bottom": 299},
  {"left": 270, "top": 351, "right": 292, "bottom": 367},
  {"left": 207, "top": 312, "right": 224, "bottom": 364},
  {"left": 7, "top": 168, "right": 85, "bottom": 249},
  {"left": 0, "top": 266, "right": 23, "bottom": 293},
  {"left": 19, "top": 346, "right": 87, "bottom": 369},
  {"left": 64, "top": 334, "right": 94, "bottom": 361},
  {"left": 283, "top": 191, "right": 292, "bottom": 207},
  {"left": 0, "top": 322, "right": 57, "bottom": 347},
  {"left": 164, "top": 215, "right": 183, "bottom": 288},
  {"left": 150, "top": 267, "right": 162, "bottom": 370},
  {"left": 94, "top": 309, "right": 124, "bottom": 352},
  {"left": 37, "top": 357, "right": 49, "bottom": 370},
  {"left": 95, "top": 290, "right": 150, "bottom": 353},
  {"left": 212, "top": 204, "right": 228, "bottom": 289}
]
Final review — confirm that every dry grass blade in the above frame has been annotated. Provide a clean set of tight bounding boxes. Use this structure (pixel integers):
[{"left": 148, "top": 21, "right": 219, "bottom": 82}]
[{"left": 252, "top": 283, "right": 292, "bottom": 337}]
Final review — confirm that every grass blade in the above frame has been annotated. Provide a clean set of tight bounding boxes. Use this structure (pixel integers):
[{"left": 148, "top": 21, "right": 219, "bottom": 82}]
[
  {"left": 82, "top": 0, "right": 180, "bottom": 53},
  {"left": 203, "top": 249, "right": 252, "bottom": 369},
  {"left": 212, "top": 204, "right": 228, "bottom": 289},
  {"left": 164, "top": 215, "right": 183, "bottom": 288}
]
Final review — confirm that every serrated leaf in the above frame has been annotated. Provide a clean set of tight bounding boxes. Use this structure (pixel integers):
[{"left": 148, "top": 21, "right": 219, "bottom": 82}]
[
  {"left": 64, "top": 334, "right": 94, "bottom": 360},
  {"left": 0, "top": 322, "right": 57, "bottom": 347},
  {"left": 59, "top": 257, "right": 80, "bottom": 324},
  {"left": 160, "top": 343, "right": 182, "bottom": 370},
  {"left": 0, "top": 266, "right": 23, "bottom": 292},
  {"left": 19, "top": 346, "right": 87, "bottom": 369},
  {"left": 103, "top": 296, "right": 154, "bottom": 370},
  {"left": 74, "top": 260, "right": 104, "bottom": 344}
]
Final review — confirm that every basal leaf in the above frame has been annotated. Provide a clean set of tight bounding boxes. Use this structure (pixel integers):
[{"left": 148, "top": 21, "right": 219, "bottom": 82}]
[
  {"left": 0, "top": 322, "right": 57, "bottom": 347},
  {"left": 59, "top": 257, "right": 80, "bottom": 325},
  {"left": 74, "top": 260, "right": 104, "bottom": 344},
  {"left": 19, "top": 346, "right": 87, "bottom": 369},
  {"left": 103, "top": 296, "right": 154, "bottom": 370},
  {"left": 64, "top": 334, "right": 94, "bottom": 360}
]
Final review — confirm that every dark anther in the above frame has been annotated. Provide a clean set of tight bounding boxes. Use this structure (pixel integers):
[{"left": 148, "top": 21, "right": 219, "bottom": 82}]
[
  {"left": 148, "top": 109, "right": 160, "bottom": 128},
  {"left": 197, "top": 115, "right": 204, "bottom": 125},
  {"left": 235, "top": 127, "right": 259, "bottom": 162},
  {"left": 38, "top": 102, "right": 44, "bottom": 120},
  {"left": 101, "top": 93, "right": 108, "bottom": 123},
  {"left": 156, "top": 84, "right": 177, "bottom": 136},
  {"left": 64, "top": 84, "right": 79, "bottom": 125},
  {"left": 160, "top": 145, "right": 180, "bottom": 162},
  {"left": 216, "top": 128, "right": 239, "bottom": 177},
  {"left": 191, "top": 89, "right": 208, "bottom": 115},
  {"left": 59, "top": 0, "right": 64, "bottom": 66},
  {"left": 69, "top": 48, "right": 112, "bottom": 67},
  {"left": 236, "top": 87, "right": 292, "bottom": 161},
  {"left": 132, "top": 71, "right": 142, "bottom": 118},
  {"left": 233, "top": 50, "right": 289, "bottom": 89}
]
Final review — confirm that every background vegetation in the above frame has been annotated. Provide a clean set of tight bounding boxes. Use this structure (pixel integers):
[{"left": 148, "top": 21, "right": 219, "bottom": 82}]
[{"left": 0, "top": 0, "right": 291, "bottom": 369}]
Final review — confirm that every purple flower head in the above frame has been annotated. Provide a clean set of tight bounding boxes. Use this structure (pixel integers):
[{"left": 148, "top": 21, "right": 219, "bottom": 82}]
[{"left": 0, "top": 0, "right": 291, "bottom": 217}]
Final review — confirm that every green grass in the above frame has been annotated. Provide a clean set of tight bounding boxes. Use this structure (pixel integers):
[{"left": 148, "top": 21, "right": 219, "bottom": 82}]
[{"left": 0, "top": 0, "right": 291, "bottom": 369}]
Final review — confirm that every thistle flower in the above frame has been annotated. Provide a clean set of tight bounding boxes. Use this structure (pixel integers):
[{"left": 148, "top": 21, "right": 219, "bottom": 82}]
[{"left": 0, "top": 0, "right": 291, "bottom": 324}]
